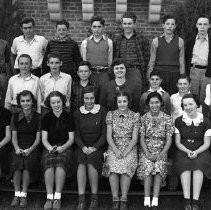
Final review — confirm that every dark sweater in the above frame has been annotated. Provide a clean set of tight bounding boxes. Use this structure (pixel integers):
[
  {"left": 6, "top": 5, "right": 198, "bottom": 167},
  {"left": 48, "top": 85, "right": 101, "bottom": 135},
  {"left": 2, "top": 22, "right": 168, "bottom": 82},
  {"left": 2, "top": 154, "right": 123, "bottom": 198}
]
[{"left": 185, "top": 34, "right": 211, "bottom": 77}]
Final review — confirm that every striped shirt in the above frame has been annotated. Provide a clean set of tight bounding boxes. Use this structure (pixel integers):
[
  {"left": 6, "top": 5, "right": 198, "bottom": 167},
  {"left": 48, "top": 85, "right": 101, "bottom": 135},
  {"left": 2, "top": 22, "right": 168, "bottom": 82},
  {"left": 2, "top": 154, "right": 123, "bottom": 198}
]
[{"left": 42, "top": 37, "right": 82, "bottom": 79}]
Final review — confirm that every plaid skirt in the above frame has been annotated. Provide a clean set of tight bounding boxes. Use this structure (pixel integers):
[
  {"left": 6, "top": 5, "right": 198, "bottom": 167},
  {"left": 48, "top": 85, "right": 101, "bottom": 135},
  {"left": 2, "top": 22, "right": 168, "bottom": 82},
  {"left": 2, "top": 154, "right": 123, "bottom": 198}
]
[
  {"left": 41, "top": 148, "right": 73, "bottom": 174},
  {"left": 9, "top": 149, "right": 41, "bottom": 181}
]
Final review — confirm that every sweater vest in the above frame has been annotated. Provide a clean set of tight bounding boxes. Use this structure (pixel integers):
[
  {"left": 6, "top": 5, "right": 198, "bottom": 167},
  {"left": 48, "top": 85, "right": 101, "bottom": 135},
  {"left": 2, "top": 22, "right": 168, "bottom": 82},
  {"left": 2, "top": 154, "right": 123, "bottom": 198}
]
[
  {"left": 86, "top": 37, "right": 109, "bottom": 66},
  {"left": 155, "top": 35, "right": 180, "bottom": 67}
]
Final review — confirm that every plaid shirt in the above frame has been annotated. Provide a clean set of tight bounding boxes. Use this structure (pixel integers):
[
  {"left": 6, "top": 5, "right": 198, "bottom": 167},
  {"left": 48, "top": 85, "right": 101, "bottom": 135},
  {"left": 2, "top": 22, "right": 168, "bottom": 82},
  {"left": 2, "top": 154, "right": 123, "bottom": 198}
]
[
  {"left": 71, "top": 80, "right": 98, "bottom": 111},
  {"left": 113, "top": 31, "right": 150, "bottom": 75}
]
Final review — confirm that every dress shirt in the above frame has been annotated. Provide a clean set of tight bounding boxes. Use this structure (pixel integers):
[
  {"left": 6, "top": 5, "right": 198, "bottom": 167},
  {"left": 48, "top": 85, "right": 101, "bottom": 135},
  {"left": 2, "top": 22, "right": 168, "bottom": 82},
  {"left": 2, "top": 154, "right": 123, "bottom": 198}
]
[
  {"left": 80, "top": 35, "right": 113, "bottom": 66},
  {"left": 5, "top": 74, "right": 41, "bottom": 112},
  {"left": 148, "top": 87, "right": 165, "bottom": 95},
  {"left": 40, "top": 72, "right": 72, "bottom": 107},
  {"left": 11, "top": 35, "right": 48, "bottom": 69},
  {"left": 191, "top": 34, "right": 209, "bottom": 66}
]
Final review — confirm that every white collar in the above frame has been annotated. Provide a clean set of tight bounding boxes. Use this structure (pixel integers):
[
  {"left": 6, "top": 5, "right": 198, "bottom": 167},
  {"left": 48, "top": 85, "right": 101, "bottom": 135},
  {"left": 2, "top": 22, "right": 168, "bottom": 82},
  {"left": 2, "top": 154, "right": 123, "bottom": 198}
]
[
  {"left": 182, "top": 112, "right": 203, "bottom": 126},
  {"left": 196, "top": 33, "right": 208, "bottom": 41},
  {"left": 80, "top": 104, "right": 100, "bottom": 114},
  {"left": 149, "top": 87, "right": 165, "bottom": 95}
]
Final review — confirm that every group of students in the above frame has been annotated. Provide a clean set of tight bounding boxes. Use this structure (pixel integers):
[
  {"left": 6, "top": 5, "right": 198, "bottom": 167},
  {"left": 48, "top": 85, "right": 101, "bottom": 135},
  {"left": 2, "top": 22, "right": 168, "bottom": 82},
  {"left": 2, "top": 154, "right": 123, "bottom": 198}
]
[{"left": 0, "top": 8, "right": 210, "bottom": 210}]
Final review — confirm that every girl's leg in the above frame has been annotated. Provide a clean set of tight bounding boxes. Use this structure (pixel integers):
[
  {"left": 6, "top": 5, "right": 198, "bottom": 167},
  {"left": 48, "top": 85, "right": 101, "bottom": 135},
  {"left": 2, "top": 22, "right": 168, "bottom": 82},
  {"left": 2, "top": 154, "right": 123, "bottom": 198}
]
[{"left": 144, "top": 175, "right": 152, "bottom": 207}]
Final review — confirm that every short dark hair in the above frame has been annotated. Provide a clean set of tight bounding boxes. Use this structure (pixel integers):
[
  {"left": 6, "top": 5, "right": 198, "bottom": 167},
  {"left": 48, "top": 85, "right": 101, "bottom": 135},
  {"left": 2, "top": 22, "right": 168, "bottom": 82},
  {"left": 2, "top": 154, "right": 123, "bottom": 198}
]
[
  {"left": 16, "top": 90, "right": 36, "bottom": 108},
  {"left": 162, "top": 14, "right": 176, "bottom": 24},
  {"left": 181, "top": 93, "right": 200, "bottom": 109},
  {"left": 115, "top": 91, "right": 132, "bottom": 109},
  {"left": 110, "top": 59, "right": 127, "bottom": 79},
  {"left": 78, "top": 61, "right": 92, "bottom": 71},
  {"left": 197, "top": 14, "right": 210, "bottom": 22},
  {"left": 20, "top": 17, "right": 35, "bottom": 27},
  {"left": 150, "top": 71, "right": 162, "bottom": 79},
  {"left": 177, "top": 74, "right": 191, "bottom": 84},
  {"left": 90, "top": 16, "right": 105, "bottom": 26},
  {"left": 47, "top": 52, "right": 62, "bottom": 62},
  {"left": 18, "top": 54, "right": 32, "bottom": 65},
  {"left": 83, "top": 85, "right": 96, "bottom": 98},
  {"left": 146, "top": 91, "right": 164, "bottom": 107},
  {"left": 44, "top": 91, "right": 67, "bottom": 108},
  {"left": 121, "top": 12, "right": 137, "bottom": 23},
  {"left": 56, "top": 19, "right": 69, "bottom": 29}
]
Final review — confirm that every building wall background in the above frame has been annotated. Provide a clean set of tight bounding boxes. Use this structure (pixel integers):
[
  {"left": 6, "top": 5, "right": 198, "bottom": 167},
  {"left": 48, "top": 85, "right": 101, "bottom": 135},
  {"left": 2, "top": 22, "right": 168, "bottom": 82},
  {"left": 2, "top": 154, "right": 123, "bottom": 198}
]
[{"left": 18, "top": 0, "right": 184, "bottom": 42}]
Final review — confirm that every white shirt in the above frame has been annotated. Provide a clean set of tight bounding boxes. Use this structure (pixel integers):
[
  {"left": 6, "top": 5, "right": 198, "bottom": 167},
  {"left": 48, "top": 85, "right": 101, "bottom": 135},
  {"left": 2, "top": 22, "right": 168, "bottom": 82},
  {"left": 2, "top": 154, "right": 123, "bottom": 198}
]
[
  {"left": 40, "top": 72, "right": 72, "bottom": 107},
  {"left": 205, "top": 83, "right": 211, "bottom": 106},
  {"left": 191, "top": 34, "right": 209, "bottom": 66},
  {"left": 5, "top": 74, "right": 41, "bottom": 111},
  {"left": 11, "top": 35, "right": 48, "bottom": 69},
  {"left": 148, "top": 87, "right": 165, "bottom": 95}
]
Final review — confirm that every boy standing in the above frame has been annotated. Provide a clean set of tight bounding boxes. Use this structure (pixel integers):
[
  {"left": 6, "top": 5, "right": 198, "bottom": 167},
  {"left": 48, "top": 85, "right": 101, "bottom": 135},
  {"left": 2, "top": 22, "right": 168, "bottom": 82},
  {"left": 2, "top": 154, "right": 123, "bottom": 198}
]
[
  {"left": 139, "top": 71, "right": 171, "bottom": 116},
  {"left": 40, "top": 52, "right": 72, "bottom": 113},
  {"left": 71, "top": 61, "right": 97, "bottom": 111},
  {"left": 5, "top": 54, "right": 41, "bottom": 113},
  {"left": 186, "top": 15, "right": 211, "bottom": 103},
  {"left": 148, "top": 14, "right": 185, "bottom": 95},
  {"left": 81, "top": 16, "right": 113, "bottom": 88},
  {"left": 113, "top": 12, "right": 150, "bottom": 91},
  {"left": 42, "top": 19, "right": 81, "bottom": 81},
  {"left": 11, "top": 17, "right": 48, "bottom": 77}
]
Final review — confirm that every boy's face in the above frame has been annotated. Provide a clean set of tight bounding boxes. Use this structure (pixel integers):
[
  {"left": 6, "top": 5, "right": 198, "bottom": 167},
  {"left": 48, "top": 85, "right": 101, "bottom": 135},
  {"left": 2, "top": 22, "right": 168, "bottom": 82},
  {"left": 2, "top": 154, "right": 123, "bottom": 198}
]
[
  {"left": 162, "top": 19, "right": 176, "bottom": 35},
  {"left": 22, "top": 22, "right": 34, "bottom": 39},
  {"left": 56, "top": 24, "right": 68, "bottom": 39},
  {"left": 18, "top": 57, "right": 32, "bottom": 74},
  {"left": 149, "top": 75, "right": 162, "bottom": 90},
  {"left": 91, "top": 21, "right": 104, "bottom": 38},
  {"left": 122, "top": 18, "right": 136, "bottom": 34},
  {"left": 77, "top": 65, "right": 91, "bottom": 81},
  {"left": 177, "top": 78, "right": 190, "bottom": 94},
  {"left": 47, "top": 57, "right": 62, "bottom": 74},
  {"left": 196, "top": 17, "right": 210, "bottom": 35}
]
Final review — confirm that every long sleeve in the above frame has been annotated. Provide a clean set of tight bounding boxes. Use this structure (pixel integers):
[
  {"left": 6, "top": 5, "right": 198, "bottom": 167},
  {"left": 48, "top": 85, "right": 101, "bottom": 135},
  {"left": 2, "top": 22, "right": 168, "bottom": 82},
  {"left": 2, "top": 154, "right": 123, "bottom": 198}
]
[
  {"left": 74, "top": 111, "right": 85, "bottom": 149},
  {"left": 80, "top": 39, "right": 87, "bottom": 61},
  {"left": 148, "top": 38, "right": 158, "bottom": 72},
  {"left": 179, "top": 37, "right": 185, "bottom": 74},
  {"left": 163, "top": 92, "right": 171, "bottom": 115},
  {"left": 42, "top": 43, "right": 50, "bottom": 75},
  {"left": 93, "top": 107, "right": 107, "bottom": 149},
  {"left": 132, "top": 84, "right": 141, "bottom": 113},
  {"left": 73, "top": 42, "right": 82, "bottom": 73},
  {"left": 5, "top": 79, "right": 12, "bottom": 110},
  {"left": 108, "top": 39, "right": 113, "bottom": 66},
  {"left": 99, "top": 83, "right": 108, "bottom": 108}
]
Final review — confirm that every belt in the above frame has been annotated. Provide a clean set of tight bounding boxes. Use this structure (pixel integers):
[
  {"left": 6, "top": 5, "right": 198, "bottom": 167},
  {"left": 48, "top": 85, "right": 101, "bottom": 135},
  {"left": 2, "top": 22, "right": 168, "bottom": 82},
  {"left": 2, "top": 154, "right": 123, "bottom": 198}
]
[
  {"left": 191, "top": 64, "right": 207, "bottom": 69},
  {"left": 92, "top": 66, "right": 108, "bottom": 73}
]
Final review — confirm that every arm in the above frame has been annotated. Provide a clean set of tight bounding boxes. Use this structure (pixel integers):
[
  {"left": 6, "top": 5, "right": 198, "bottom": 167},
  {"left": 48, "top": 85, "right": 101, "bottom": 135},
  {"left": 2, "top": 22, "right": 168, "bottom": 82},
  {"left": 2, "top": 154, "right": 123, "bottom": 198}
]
[
  {"left": 194, "top": 136, "right": 210, "bottom": 155},
  {"left": 108, "top": 39, "right": 113, "bottom": 66},
  {"left": 5, "top": 42, "right": 12, "bottom": 77},
  {"left": 57, "top": 131, "right": 74, "bottom": 153},
  {"left": 179, "top": 38, "right": 185, "bottom": 74},
  {"left": 12, "top": 130, "right": 23, "bottom": 154},
  {"left": 42, "top": 43, "right": 50, "bottom": 75},
  {"left": 0, "top": 126, "right": 11, "bottom": 148},
  {"left": 42, "top": 130, "right": 53, "bottom": 151},
  {"left": 99, "top": 84, "right": 107, "bottom": 108},
  {"left": 24, "top": 131, "right": 41, "bottom": 156},
  {"left": 80, "top": 39, "right": 87, "bottom": 61},
  {"left": 10, "top": 53, "right": 16, "bottom": 75},
  {"left": 4, "top": 79, "right": 12, "bottom": 110},
  {"left": 163, "top": 93, "right": 171, "bottom": 115},
  {"left": 175, "top": 132, "right": 192, "bottom": 155},
  {"left": 132, "top": 84, "right": 142, "bottom": 113},
  {"left": 66, "top": 76, "right": 72, "bottom": 107},
  {"left": 139, "top": 93, "right": 147, "bottom": 116},
  {"left": 36, "top": 80, "right": 41, "bottom": 114},
  {"left": 159, "top": 135, "right": 172, "bottom": 158},
  {"left": 123, "top": 126, "right": 139, "bottom": 157},
  {"left": 147, "top": 38, "right": 158, "bottom": 78},
  {"left": 73, "top": 41, "right": 82, "bottom": 72}
]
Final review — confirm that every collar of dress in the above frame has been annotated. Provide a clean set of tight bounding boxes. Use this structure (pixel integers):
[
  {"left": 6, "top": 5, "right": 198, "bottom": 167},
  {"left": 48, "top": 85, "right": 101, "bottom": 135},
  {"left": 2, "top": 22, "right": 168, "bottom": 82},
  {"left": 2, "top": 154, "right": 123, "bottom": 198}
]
[
  {"left": 182, "top": 112, "right": 203, "bottom": 126},
  {"left": 80, "top": 104, "right": 100, "bottom": 114}
]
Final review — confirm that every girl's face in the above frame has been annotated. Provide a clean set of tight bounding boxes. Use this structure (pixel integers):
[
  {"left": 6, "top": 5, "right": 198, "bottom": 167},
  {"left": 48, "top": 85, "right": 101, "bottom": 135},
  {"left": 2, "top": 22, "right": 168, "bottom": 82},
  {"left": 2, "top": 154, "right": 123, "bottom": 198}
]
[
  {"left": 84, "top": 92, "right": 95, "bottom": 111},
  {"left": 117, "top": 95, "right": 128, "bottom": 111},
  {"left": 113, "top": 64, "right": 126, "bottom": 79},
  {"left": 182, "top": 98, "right": 198, "bottom": 117},
  {"left": 149, "top": 97, "right": 161, "bottom": 114},
  {"left": 50, "top": 96, "right": 63, "bottom": 112},
  {"left": 20, "top": 94, "right": 33, "bottom": 111}
]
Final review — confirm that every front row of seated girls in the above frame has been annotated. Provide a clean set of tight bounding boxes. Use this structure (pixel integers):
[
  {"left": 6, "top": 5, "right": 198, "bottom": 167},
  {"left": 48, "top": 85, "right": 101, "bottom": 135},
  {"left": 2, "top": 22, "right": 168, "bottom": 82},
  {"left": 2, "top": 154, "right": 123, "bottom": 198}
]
[{"left": 0, "top": 87, "right": 211, "bottom": 210}]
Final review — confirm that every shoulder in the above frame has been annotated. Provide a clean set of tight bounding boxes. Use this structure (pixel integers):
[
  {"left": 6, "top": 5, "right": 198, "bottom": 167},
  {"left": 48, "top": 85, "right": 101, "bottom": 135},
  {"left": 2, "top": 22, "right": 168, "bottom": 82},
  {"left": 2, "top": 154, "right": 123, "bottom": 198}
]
[
  {"left": 35, "top": 35, "right": 47, "bottom": 41},
  {"left": 13, "top": 35, "right": 23, "bottom": 42},
  {"left": 175, "top": 115, "right": 183, "bottom": 124},
  {"left": 60, "top": 72, "right": 71, "bottom": 79},
  {"left": 9, "top": 74, "right": 19, "bottom": 82}
]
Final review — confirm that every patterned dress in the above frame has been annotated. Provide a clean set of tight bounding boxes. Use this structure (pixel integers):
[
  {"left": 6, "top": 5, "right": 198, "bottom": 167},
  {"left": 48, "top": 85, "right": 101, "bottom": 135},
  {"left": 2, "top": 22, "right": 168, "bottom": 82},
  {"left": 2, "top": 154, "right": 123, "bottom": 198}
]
[
  {"left": 102, "top": 109, "right": 140, "bottom": 178},
  {"left": 137, "top": 112, "right": 174, "bottom": 180}
]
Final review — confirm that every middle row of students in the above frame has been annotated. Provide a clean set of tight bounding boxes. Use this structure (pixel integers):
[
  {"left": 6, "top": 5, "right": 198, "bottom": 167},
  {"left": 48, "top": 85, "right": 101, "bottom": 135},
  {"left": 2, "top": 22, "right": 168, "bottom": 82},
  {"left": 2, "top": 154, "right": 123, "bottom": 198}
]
[{"left": 4, "top": 52, "right": 202, "bottom": 118}]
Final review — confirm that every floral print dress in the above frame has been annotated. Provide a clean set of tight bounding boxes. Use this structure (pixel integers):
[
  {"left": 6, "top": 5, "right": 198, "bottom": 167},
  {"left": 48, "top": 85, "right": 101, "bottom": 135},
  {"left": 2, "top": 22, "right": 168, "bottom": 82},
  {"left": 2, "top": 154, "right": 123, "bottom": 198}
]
[
  {"left": 137, "top": 112, "right": 174, "bottom": 180},
  {"left": 102, "top": 109, "right": 140, "bottom": 178}
]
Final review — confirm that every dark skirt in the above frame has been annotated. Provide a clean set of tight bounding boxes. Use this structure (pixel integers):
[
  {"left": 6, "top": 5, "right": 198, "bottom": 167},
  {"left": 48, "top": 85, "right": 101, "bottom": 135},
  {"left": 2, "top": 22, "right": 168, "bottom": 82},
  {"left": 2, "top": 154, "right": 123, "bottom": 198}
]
[
  {"left": 41, "top": 147, "right": 73, "bottom": 175},
  {"left": 0, "top": 144, "right": 11, "bottom": 176},
  {"left": 76, "top": 148, "right": 104, "bottom": 174},
  {"left": 174, "top": 140, "right": 211, "bottom": 178},
  {"left": 9, "top": 149, "right": 41, "bottom": 181}
]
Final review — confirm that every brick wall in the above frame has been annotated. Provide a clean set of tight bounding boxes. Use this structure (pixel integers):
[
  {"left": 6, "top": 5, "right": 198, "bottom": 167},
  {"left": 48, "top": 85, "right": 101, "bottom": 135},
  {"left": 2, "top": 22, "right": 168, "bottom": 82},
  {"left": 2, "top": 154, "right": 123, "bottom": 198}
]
[{"left": 18, "top": 0, "right": 185, "bottom": 43}]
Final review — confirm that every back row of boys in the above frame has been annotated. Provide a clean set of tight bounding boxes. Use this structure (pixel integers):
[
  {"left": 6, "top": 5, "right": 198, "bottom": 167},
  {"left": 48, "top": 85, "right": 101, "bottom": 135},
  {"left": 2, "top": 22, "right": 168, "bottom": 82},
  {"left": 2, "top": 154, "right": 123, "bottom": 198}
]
[{"left": 1, "top": 12, "right": 211, "bottom": 113}]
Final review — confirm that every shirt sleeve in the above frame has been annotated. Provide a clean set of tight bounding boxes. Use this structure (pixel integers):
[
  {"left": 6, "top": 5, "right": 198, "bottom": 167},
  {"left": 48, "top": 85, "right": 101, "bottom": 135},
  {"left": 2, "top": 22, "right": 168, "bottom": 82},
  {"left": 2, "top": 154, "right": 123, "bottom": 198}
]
[
  {"left": 80, "top": 39, "right": 87, "bottom": 61},
  {"left": 5, "top": 42, "right": 10, "bottom": 63},
  {"left": 140, "top": 116, "right": 146, "bottom": 136},
  {"left": 106, "top": 111, "right": 113, "bottom": 125},
  {"left": 68, "top": 111, "right": 75, "bottom": 132},
  {"left": 41, "top": 114, "right": 49, "bottom": 131},
  {"left": 148, "top": 38, "right": 158, "bottom": 71},
  {"left": 4, "top": 78, "right": 13, "bottom": 110},
  {"left": 204, "top": 84, "right": 211, "bottom": 106},
  {"left": 10, "top": 113, "right": 17, "bottom": 131},
  {"left": 165, "top": 115, "right": 174, "bottom": 136},
  {"left": 11, "top": 38, "right": 17, "bottom": 55},
  {"left": 134, "top": 112, "right": 140, "bottom": 128},
  {"left": 108, "top": 38, "right": 113, "bottom": 66},
  {"left": 93, "top": 107, "right": 107, "bottom": 149},
  {"left": 204, "top": 117, "right": 211, "bottom": 136},
  {"left": 174, "top": 117, "right": 181, "bottom": 134}
]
